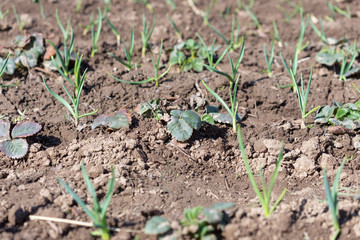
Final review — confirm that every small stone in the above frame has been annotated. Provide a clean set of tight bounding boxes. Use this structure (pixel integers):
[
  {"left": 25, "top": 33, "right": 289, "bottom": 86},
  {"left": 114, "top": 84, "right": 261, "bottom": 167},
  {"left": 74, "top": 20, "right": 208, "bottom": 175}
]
[
  {"left": 88, "top": 165, "right": 103, "bottom": 178},
  {"left": 293, "top": 155, "right": 316, "bottom": 178},
  {"left": 20, "top": 14, "right": 35, "bottom": 29},
  {"left": 40, "top": 188, "right": 53, "bottom": 201},
  {"left": 263, "top": 139, "right": 282, "bottom": 155},
  {"left": 125, "top": 139, "right": 137, "bottom": 149},
  {"left": 353, "top": 135, "right": 360, "bottom": 149},
  {"left": 300, "top": 137, "right": 321, "bottom": 157}
]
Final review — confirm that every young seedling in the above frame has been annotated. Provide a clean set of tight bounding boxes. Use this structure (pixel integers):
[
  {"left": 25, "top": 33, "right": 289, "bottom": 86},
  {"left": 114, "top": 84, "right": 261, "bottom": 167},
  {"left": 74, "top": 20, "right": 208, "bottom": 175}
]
[
  {"left": 281, "top": 54, "right": 320, "bottom": 127},
  {"left": 76, "top": 0, "right": 82, "bottom": 13},
  {"left": 104, "top": 16, "right": 121, "bottom": 47},
  {"left": 308, "top": 17, "right": 329, "bottom": 45},
  {"left": 243, "top": 6, "right": 261, "bottom": 29},
  {"left": 277, "top": 0, "right": 302, "bottom": 23},
  {"left": 0, "top": 8, "right": 9, "bottom": 20},
  {"left": 203, "top": 40, "right": 245, "bottom": 132},
  {"left": 167, "top": 15, "right": 182, "bottom": 41},
  {"left": 141, "top": 12, "right": 156, "bottom": 57},
  {"left": 339, "top": 41, "right": 357, "bottom": 81},
  {"left": 102, "top": 0, "right": 112, "bottom": 14},
  {"left": 272, "top": 20, "right": 283, "bottom": 47},
  {"left": 204, "top": 38, "right": 245, "bottom": 90},
  {"left": 58, "top": 162, "right": 115, "bottom": 240},
  {"left": 197, "top": 33, "right": 231, "bottom": 69},
  {"left": 91, "top": 8, "right": 102, "bottom": 57},
  {"left": 262, "top": 39, "right": 275, "bottom": 77},
  {"left": 131, "top": 0, "right": 153, "bottom": 13},
  {"left": 0, "top": 53, "right": 10, "bottom": 80},
  {"left": 323, "top": 157, "right": 347, "bottom": 240},
  {"left": 12, "top": 6, "right": 24, "bottom": 31},
  {"left": 237, "top": 125, "right": 287, "bottom": 217},
  {"left": 237, "top": 0, "right": 254, "bottom": 9},
  {"left": 206, "top": 15, "right": 243, "bottom": 51},
  {"left": 108, "top": 27, "right": 135, "bottom": 71},
  {"left": 0, "top": 119, "right": 42, "bottom": 159},
  {"left": 47, "top": 9, "right": 74, "bottom": 77},
  {"left": 110, "top": 40, "right": 171, "bottom": 87},
  {"left": 166, "top": 0, "right": 176, "bottom": 10},
  {"left": 43, "top": 53, "right": 98, "bottom": 126}
]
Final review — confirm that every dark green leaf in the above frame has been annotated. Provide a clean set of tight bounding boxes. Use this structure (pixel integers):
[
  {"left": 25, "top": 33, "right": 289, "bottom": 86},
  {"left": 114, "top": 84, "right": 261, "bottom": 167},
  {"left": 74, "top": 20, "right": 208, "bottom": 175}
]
[
  {"left": 92, "top": 114, "right": 109, "bottom": 130},
  {"left": 201, "top": 114, "right": 215, "bottom": 125},
  {"left": 11, "top": 121, "right": 42, "bottom": 138},
  {"left": 203, "top": 208, "right": 223, "bottom": 224},
  {"left": 206, "top": 106, "right": 219, "bottom": 113},
  {"left": 0, "top": 138, "right": 28, "bottom": 159},
  {"left": 181, "top": 110, "right": 202, "bottom": 130},
  {"left": 335, "top": 108, "right": 349, "bottom": 120},
  {"left": 167, "top": 116, "right": 193, "bottom": 142},
  {"left": 210, "top": 202, "right": 235, "bottom": 210},
  {"left": 144, "top": 216, "right": 171, "bottom": 235}
]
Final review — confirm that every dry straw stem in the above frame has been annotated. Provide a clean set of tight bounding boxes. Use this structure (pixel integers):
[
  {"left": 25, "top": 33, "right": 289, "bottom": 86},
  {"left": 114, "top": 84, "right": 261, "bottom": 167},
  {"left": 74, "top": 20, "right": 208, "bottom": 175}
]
[{"left": 29, "top": 215, "right": 141, "bottom": 233}]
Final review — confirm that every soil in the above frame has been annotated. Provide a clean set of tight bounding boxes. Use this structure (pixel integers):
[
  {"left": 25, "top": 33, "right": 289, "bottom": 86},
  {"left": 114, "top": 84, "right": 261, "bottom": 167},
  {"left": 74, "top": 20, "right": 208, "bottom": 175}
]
[{"left": 1, "top": 0, "right": 360, "bottom": 239}]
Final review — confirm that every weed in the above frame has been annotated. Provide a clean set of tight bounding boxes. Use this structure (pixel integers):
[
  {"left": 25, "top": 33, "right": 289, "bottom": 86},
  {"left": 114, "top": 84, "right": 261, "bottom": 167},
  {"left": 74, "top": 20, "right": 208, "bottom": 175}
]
[
  {"left": 91, "top": 8, "right": 102, "bottom": 57},
  {"left": 0, "top": 119, "right": 41, "bottom": 159},
  {"left": 108, "top": 27, "right": 135, "bottom": 71},
  {"left": 141, "top": 12, "right": 156, "bottom": 57},
  {"left": 323, "top": 157, "right": 347, "bottom": 240},
  {"left": 237, "top": 125, "right": 287, "bottom": 217},
  {"left": 43, "top": 53, "right": 98, "bottom": 126},
  {"left": 58, "top": 163, "right": 115, "bottom": 240}
]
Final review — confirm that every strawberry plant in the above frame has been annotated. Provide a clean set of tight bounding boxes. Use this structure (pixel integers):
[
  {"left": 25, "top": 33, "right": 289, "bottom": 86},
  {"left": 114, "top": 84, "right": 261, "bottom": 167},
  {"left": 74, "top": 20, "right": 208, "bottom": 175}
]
[
  {"left": 167, "top": 110, "right": 202, "bottom": 142},
  {"left": 0, "top": 33, "right": 45, "bottom": 75},
  {"left": 92, "top": 109, "right": 132, "bottom": 130},
  {"left": 314, "top": 101, "right": 360, "bottom": 130},
  {"left": 170, "top": 39, "right": 216, "bottom": 72},
  {"left": 0, "top": 119, "right": 42, "bottom": 159},
  {"left": 145, "top": 202, "right": 234, "bottom": 239}
]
